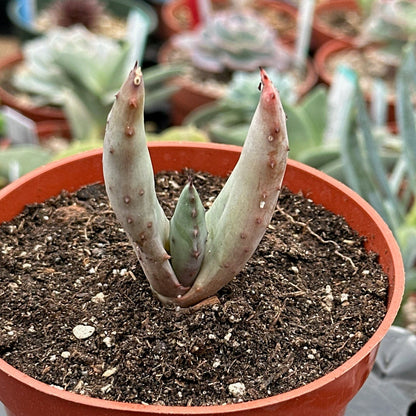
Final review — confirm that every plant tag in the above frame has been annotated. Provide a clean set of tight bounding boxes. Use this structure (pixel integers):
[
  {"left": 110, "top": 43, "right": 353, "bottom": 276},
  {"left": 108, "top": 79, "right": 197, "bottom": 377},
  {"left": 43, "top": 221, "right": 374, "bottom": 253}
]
[
  {"left": 125, "top": 10, "right": 150, "bottom": 66},
  {"left": 17, "top": 0, "right": 36, "bottom": 26},
  {"left": 1, "top": 106, "right": 39, "bottom": 145},
  {"left": 187, "top": 0, "right": 212, "bottom": 28},
  {"left": 295, "top": 0, "right": 316, "bottom": 69},
  {"left": 323, "top": 65, "right": 357, "bottom": 145},
  {"left": 370, "top": 79, "right": 388, "bottom": 127}
]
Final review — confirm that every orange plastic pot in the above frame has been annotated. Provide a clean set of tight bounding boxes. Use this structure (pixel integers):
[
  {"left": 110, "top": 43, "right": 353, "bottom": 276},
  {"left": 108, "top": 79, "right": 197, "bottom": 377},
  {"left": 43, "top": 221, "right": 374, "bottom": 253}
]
[
  {"left": 0, "top": 143, "right": 404, "bottom": 416},
  {"left": 0, "top": 52, "right": 66, "bottom": 122},
  {"left": 311, "top": 0, "right": 361, "bottom": 50}
]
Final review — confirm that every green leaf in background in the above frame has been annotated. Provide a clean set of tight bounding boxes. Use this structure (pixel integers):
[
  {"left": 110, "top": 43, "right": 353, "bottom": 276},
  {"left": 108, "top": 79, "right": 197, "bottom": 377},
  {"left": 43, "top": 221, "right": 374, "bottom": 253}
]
[{"left": 0, "top": 145, "right": 51, "bottom": 183}]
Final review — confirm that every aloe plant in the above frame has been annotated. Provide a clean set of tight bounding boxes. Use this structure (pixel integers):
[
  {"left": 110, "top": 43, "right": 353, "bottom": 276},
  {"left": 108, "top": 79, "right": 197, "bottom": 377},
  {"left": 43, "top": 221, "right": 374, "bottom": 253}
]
[
  {"left": 103, "top": 66, "right": 289, "bottom": 307},
  {"left": 326, "top": 44, "right": 416, "bottom": 301}
]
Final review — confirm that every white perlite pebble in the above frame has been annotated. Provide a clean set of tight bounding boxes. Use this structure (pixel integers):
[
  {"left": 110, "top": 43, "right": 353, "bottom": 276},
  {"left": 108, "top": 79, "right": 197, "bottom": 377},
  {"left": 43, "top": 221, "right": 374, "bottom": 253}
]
[
  {"left": 103, "top": 336, "right": 113, "bottom": 347},
  {"left": 228, "top": 382, "right": 246, "bottom": 398},
  {"left": 61, "top": 351, "right": 71, "bottom": 358},
  {"left": 340, "top": 293, "right": 349, "bottom": 303},
  {"left": 91, "top": 292, "right": 105, "bottom": 303},
  {"left": 72, "top": 325, "right": 95, "bottom": 340},
  {"left": 103, "top": 367, "right": 118, "bottom": 378}
]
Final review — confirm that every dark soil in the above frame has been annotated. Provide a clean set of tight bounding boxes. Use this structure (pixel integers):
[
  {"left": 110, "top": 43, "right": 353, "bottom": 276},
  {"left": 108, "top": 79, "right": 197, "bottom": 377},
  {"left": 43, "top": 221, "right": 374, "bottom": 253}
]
[
  {"left": 317, "top": 8, "right": 363, "bottom": 39},
  {"left": 0, "top": 170, "right": 388, "bottom": 406}
]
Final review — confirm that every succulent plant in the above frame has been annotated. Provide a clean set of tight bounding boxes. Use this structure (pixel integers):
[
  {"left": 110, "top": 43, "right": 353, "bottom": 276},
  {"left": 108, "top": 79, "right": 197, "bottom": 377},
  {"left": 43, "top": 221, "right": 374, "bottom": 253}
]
[
  {"left": 184, "top": 69, "right": 325, "bottom": 154},
  {"left": 322, "top": 44, "right": 416, "bottom": 301},
  {"left": 172, "top": 9, "right": 293, "bottom": 75},
  {"left": 0, "top": 145, "right": 52, "bottom": 188},
  {"left": 49, "top": 0, "right": 105, "bottom": 30},
  {"left": 357, "top": 0, "right": 416, "bottom": 48},
  {"left": 13, "top": 26, "right": 182, "bottom": 142},
  {"left": 103, "top": 66, "right": 289, "bottom": 307}
]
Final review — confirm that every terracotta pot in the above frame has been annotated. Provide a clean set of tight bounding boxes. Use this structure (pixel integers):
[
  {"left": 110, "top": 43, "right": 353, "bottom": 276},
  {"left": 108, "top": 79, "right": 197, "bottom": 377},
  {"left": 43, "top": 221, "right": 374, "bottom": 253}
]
[
  {"left": 0, "top": 142, "right": 404, "bottom": 416},
  {"left": 311, "top": 0, "right": 361, "bottom": 50},
  {"left": 6, "top": 0, "right": 158, "bottom": 41},
  {"left": 160, "top": 0, "right": 298, "bottom": 41},
  {"left": 35, "top": 119, "right": 72, "bottom": 143},
  {"left": 314, "top": 39, "right": 396, "bottom": 122},
  {"left": 0, "top": 52, "right": 66, "bottom": 122},
  {"left": 159, "top": 42, "right": 318, "bottom": 125}
]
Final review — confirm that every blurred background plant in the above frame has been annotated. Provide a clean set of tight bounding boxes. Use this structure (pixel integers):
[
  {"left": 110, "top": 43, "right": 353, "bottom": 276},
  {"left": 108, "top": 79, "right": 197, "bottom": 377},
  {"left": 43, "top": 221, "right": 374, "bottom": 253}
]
[
  {"left": 6, "top": 0, "right": 158, "bottom": 41},
  {"left": 184, "top": 68, "right": 326, "bottom": 157},
  {"left": 322, "top": 43, "right": 416, "bottom": 315},
  {"left": 10, "top": 25, "right": 183, "bottom": 151},
  {"left": 171, "top": 8, "right": 293, "bottom": 76},
  {"left": 357, "top": 0, "right": 416, "bottom": 47}
]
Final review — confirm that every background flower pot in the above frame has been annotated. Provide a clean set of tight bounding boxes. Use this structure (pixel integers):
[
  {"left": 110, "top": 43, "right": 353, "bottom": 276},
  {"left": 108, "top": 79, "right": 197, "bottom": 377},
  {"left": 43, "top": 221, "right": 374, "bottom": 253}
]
[
  {"left": 6, "top": 0, "right": 158, "bottom": 41},
  {"left": 158, "top": 42, "right": 318, "bottom": 125},
  {"left": 160, "top": 0, "right": 298, "bottom": 41},
  {"left": 314, "top": 39, "right": 397, "bottom": 122},
  {"left": 0, "top": 52, "right": 66, "bottom": 122},
  {"left": 311, "top": 0, "right": 361, "bottom": 50},
  {"left": 0, "top": 143, "right": 404, "bottom": 416}
]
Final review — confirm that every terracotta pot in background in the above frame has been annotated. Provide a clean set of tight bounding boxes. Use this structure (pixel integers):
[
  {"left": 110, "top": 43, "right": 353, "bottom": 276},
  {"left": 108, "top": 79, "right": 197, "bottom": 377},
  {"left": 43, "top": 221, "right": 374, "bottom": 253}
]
[
  {"left": 314, "top": 39, "right": 397, "bottom": 122},
  {"left": 160, "top": 0, "right": 298, "bottom": 41},
  {"left": 311, "top": 0, "right": 361, "bottom": 50},
  {"left": 159, "top": 42, "right": 318, "bottom": 125},
  {"left": 35, "top": 119, "right": 71, "bottom": 143},
  {"left": 0, "top": 142, "right": 404, "bottom": 416},
  {"left": 0, "top": 52, "right": 66, "bottom": 122},
  {"left": 6, "top": 0, "right": 158, "bottom": 41}
]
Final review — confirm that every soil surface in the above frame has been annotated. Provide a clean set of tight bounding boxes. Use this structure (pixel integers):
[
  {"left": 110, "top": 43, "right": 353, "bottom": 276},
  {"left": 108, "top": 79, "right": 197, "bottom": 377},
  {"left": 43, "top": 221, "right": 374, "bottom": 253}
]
[
  {"left": 317, "top": 8, "right": 363, "bottom": 39},
  {"left": 0, "top": 170, "right": 388, "bottom": 406}
]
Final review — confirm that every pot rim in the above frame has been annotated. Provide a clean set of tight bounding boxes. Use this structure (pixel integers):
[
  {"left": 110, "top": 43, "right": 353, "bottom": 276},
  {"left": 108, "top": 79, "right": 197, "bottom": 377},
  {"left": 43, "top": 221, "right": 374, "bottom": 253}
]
[
  {"left": 0, "top": 142, "right": 404, "bottom": 414},
  {"left": 161, "top": 0, "right": 298, "bottom": 39},
  {"left": 0, "top": 51, "right": 66, "bottom": 120}
]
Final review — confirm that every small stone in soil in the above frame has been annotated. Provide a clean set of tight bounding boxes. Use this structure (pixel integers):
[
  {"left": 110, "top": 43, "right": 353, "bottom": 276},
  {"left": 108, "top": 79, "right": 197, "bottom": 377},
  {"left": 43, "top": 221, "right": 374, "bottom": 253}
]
[{"left": 72, "top": 325, "right": 95, "bottom": 340}]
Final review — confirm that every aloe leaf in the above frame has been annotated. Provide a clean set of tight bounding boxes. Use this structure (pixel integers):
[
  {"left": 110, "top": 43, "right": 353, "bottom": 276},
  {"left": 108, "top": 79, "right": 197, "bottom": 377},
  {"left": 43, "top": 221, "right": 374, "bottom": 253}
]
[
  {"left": 284, "top": 104, "right": 315, "bottom": 159},
  {"left": 208, "top": 121, "right": 248, "bottom": 146},
  {"left": 103, "top": 65, "right": 187, "bottom": 299},
  {"left": 396, "top": 43, "right": 416, "bottom": 192},
  {"left": 145, "top": 85, "right": 180, "bottom": 110},
  {"left": 370, "top": 78, "right": 388, "bottom": 127},
  {"left": 298, "top": 146, "right": 340, "bottom": 168},
  {"left": 0, "top": 145, "right": 51, "bottom": 180},
  {"left": 169, "top": 180, "right": 208, "bottom": 287},
  {"left": 298, "top": 85, "right": 327, "bottom": 145},
  {"left": 356, "top": 88, "right": 405, "bottom": 219},
  {"left": 61, "top": 89, "right": 98, "bottom": 141},
  {"left": 176, "top": 69, "right": 289, "bottom": 307}
]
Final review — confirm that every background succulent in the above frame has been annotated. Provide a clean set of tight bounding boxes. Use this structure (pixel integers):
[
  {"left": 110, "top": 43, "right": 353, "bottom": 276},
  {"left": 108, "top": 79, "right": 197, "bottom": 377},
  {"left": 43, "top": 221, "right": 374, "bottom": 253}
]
[
  {"left": 13, "top": 26, "right": 182, "bottom": 144},
  {"left": 172, "top": 9, "right": 293, "bottom": 75},
  {"left": 358, "top": 0, "right": 416, "bottom": 46},
  {"left": 185, "top": 69, "right": 326, "bottom": 155},
  {"left": 319, "top": 44, "right": 416, "bottom": 309}
]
